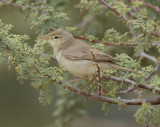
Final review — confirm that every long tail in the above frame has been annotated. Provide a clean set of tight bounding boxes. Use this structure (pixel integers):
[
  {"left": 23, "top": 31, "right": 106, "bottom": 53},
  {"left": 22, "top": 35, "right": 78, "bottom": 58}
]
[{"left": 109, "top": 63, "right": 140, "bottom": 75}]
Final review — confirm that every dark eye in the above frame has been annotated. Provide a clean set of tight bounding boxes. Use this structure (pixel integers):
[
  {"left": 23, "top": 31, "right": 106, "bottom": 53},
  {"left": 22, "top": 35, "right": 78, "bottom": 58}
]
[{"left": 54, "top": 36, "right": 59, "bottom": 39}]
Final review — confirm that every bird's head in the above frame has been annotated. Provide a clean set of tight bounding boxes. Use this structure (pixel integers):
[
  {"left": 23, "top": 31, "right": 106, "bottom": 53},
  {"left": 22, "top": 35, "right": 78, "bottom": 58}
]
[{"left": 39, "top": 28, "right": 74, "bottom": 49}]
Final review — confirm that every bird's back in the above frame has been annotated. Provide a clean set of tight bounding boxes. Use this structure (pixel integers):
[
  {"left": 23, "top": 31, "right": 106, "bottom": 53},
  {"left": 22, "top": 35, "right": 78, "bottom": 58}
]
[{"left": 63, "top": 39, "right": 118, "bottom": 62}]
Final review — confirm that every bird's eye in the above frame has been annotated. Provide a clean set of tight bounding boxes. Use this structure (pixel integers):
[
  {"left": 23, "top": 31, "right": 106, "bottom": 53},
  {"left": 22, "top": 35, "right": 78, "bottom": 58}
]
[{"left": 54, "top": 36, "right": 59, "bottom": 39}]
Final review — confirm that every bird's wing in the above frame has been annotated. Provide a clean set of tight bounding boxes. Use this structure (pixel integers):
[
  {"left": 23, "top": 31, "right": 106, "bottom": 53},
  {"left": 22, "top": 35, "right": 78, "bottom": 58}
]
[{"left": 63, "top": 39, "right": 118, "bottom": 62}]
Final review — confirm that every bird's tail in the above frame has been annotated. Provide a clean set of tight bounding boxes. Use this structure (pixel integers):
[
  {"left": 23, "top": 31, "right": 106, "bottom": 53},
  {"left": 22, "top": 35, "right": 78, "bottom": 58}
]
[{"left": 109, "top": 63, "right": 141, "bottom": 75}]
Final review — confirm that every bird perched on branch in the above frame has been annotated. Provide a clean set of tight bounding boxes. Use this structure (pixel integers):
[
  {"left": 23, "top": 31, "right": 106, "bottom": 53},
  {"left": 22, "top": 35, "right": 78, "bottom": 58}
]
[{"left": 39, "top": 29, "right": 138, "bottom": 78}]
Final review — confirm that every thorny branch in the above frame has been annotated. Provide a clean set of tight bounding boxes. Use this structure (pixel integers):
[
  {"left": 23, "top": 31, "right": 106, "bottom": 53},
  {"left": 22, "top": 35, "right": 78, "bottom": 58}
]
[
  {"left": 68, "top": 85, "right": 160, "bottom": 105},
  {"left": 117, "top": 60, "right": 160, "bottom": 94},
  {"left": 35, "top": 67, "right": 160, "bottom": 105},
  {"left": 4, "top": 44, "right": 160, "bottom": 105},
  {"left": 98, "top": 0, "right": 131, "bottom": 23},
  {"left": 99, "top": 0, "right": 160, "bottom": 38},
  {"left": 129, "top": 0, "right": 160, "bottom": 12},
  {"left": 103, "top": 75, "right": 160, "bottom": 94}
]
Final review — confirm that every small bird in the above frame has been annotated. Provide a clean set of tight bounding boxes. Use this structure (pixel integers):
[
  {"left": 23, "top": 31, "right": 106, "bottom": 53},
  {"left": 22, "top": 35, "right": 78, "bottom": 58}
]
[{"left": 39, "top": 29, "right": 137, "bottom": 78}]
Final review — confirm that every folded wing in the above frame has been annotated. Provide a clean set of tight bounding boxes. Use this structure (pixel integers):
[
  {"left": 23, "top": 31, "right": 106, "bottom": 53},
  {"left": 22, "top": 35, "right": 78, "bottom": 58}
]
[{"left": 63, "top": 39, "right": 118, "bottom": 62}]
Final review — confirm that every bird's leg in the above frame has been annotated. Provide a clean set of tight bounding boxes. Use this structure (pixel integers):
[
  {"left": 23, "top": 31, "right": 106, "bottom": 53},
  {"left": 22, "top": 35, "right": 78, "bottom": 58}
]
[
  {"left": 97, "top": 68, "right": 102, "bottom": 95},
  {"left": 91, "top": 51, "right": 102, "bottom": 95}
]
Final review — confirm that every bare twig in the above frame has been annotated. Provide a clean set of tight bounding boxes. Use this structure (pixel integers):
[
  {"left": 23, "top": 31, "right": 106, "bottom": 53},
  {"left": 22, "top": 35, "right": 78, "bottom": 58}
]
[
  {"left": 140, "top": 51, "right": 157, "bottom": 64},
  {"left": 145, "top": 62, "right": 160, "bottom": 81},
  {"left": 117, "top": 85, "right": 135, "bottom": 94},
  {"left": 129, "top": 0, "right": 160, "bottom": 12},
  {"left": 142, "top": 1, "right": 160, "bottom": 12},
  {"left": 98, "top": 0, "right": 131, "bottom": 24},
  {"left": 73, "top": 35, "right": 137, "bottom": 47}
]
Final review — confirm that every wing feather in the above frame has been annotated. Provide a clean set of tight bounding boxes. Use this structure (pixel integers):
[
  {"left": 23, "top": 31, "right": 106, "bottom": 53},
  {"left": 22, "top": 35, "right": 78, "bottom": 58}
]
[{"left": 63, "top": 39, "right": 118, "bottom": 62}]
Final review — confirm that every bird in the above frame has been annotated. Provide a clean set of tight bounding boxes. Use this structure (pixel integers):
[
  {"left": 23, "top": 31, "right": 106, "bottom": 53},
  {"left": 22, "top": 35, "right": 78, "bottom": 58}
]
[{"left": 39, "top": 28, "right": 138, "bottom": 79}]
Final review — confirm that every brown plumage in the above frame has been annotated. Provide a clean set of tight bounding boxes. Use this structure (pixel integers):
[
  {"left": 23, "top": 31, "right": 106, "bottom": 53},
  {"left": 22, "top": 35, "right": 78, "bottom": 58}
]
[
  {"left": 63, "top": 39, "right": 118, "bottom": 62},
  {"left": 39, "top": 29, "right": 138, "bottom": 78}
]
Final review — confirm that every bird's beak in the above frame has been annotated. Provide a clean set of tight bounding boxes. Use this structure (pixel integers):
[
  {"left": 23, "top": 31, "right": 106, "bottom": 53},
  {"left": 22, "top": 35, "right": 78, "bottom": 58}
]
[{"left": 38, "top": 36, "right": 50, "bottom": 40}]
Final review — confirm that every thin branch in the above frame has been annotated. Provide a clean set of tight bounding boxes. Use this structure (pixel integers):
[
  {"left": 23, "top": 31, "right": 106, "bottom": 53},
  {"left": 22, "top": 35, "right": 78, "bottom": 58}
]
[
  {"left": 129, "top": 0, "right": 160, "bottom": 12},
  {"left": 68, "top": 85, "right": 160, "bottom": 105},
  {"left": 99, "top": 0, "right": 160, "bottom": 38},
  {"left": 140, "top": 51, "right": 157, "bottom": 64},
  {"left": 142, "top": 1, "right": 160, "bottom": 12},
  {"left": 98, "top": 0, "right": 131, "bottom": 23},
  {"left": 73, "top": 35, "right": 137, "bottom": 47},
  {"left": 128, "top": 0, "right": 160, "bottom": 38},
  {"left": 102, "top": 75, "right": 160, "bottom": 94},
  {"left": 117, "top": 85, "right": 135, "bottom": 94},
  {"left": 145, "top": 62, "right": 160, "bottom": 81}
]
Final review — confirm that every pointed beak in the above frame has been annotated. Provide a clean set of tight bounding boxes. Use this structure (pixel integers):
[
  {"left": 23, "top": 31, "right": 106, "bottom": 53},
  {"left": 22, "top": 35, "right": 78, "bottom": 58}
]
[{"left": 38, "top": 36, "right": 50, "bottom": 40}]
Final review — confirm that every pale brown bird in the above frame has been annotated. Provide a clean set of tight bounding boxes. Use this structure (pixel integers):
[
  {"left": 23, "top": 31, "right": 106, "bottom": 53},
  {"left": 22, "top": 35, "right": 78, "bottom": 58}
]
[{"left": 39, "top": 29, "right": 137, "bottom": 78}]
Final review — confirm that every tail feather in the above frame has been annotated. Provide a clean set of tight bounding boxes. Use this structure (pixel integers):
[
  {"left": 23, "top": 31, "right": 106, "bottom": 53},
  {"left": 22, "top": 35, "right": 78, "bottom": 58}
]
[{"left": 110, "top": 63, "right": 140, "bottom": 75}]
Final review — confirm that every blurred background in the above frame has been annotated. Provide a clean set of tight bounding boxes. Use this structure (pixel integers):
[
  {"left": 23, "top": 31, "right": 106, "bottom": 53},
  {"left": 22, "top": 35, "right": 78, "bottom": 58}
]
[{"left": 0, "top": 1, "right": 156, "bottom": 126}]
